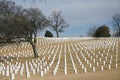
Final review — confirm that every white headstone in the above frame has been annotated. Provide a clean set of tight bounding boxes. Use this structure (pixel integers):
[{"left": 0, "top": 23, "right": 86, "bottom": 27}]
[
  {"left": 103, "top": 61, "right": 106, "bottom": 65},
  {"left": 37, "top": 67, "right": 39, "bottom": 72},
  {"left": 40, "top": 71, "right": 44, "bottom": 77},
  {"left": 74, "top": 68, "right": 77, "bottom": 74},
  {"left": 84, "top": 67, "right": 87, "bottom": 73},
  {"left": 47, "top": 66, "right": 49, "bottom": 71},
  {"left": 97, "top": 62, "right": 99, "bottom": 67},
  {"left": 53, "top": 70, "right": 56, "bottom": 76},
  {"left": 44, "top": 68, "right": 47, "bottom": 74},
  {"left": 32, "top": 69, "right": 35, "bottom": 75},
  {"left": 2, "top": 70, "right": 5, "bottom": 76},
  {"left": 65, "top": 68, "right": 67, "bottom": 75},
  {"left": 101, "top": 66, "right": 103, "bottom": 71},
  {"left": 109, "top": 64, "right": 111, "bottom": 70},
  {"left": 116, "top": 64, "right": 118, "bottom": 68},
  {"left": 93, "top": 67, "right": 95, "bottom": 72},
  {"left": 89, "top": 63, "right": 92, "bottom": 68},
  {"left": 20, "top": 69, "right": 23, "bottom": 76},
  {"left": 26, "top": 71, "right": 30, "bottom": 78},
  {"left": 6, "top": 70, "right": 9, "bottom": 77},
  {"left": 11, "top": 73, "right": 15, "bottom": 80}
]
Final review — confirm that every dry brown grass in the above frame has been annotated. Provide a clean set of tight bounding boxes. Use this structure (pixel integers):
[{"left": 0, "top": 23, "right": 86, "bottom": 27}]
[{"left": 0, "top": 37, "right": 120, "bottom": 80}]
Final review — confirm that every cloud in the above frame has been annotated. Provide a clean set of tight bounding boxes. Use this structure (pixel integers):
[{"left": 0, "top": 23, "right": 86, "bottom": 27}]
[
  {"left": 14, "top": 0, "right": 120, "bottom": 36},
  {"left": 14, "top": 0, "right": 120, "bottom": 26},
  {"left": 38, "top": 0, "right": 120, "bottom": 26}
]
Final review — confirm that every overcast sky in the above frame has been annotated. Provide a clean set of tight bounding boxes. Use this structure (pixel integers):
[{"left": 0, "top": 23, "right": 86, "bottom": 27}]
[{"left": 14, "top": 0, "right": 120, "bottom": 37}]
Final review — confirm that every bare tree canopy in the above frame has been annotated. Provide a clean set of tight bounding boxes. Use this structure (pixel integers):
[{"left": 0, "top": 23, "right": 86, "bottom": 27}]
[
  {"left": 0, "top": 0, "right": 48, "bottom": 57},
  {"left": 87, "top": 26, "right": 97, "bottom": 37},
  {"left": 112, "top": 13, "right": 120, "bottom": 37},
  {"left": 22, "top": 8, "right": 48, "bottom": 57},
  {"left": 49, "top": 11, "right": 69, "bottom": 37}
]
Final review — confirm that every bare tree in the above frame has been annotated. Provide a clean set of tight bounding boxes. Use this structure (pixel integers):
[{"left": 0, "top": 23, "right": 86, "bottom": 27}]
[
  {"left": 0, "top": 0, "right": 48, "bottom": 57},
  {"left": 0, "top": 0, "right": 22, "bottom": 42},
  {"left": 22, "top": 8, "right": 48, "bottom": 57},
  {"left": 112, "top": 13, "right": 120, "bottom": 37},
  {"left": 87, "top": 26, "right": 97, "bottom": 37},
  {"left": 49, "top": 11, "right": 69, "bottom": 37}
]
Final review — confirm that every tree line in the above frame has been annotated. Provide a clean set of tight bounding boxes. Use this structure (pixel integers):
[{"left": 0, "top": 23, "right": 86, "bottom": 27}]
[
  {"left": 87, "top": 25, "right": 111, "bottom": 37},
  {"left": 87, "top": 13, "right": 120, "bottom": 37}
]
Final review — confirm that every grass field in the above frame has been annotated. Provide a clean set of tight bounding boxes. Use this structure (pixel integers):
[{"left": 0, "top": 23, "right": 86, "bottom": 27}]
[{"left": 0, "top": 37, "right": 120, "bottom": 80}]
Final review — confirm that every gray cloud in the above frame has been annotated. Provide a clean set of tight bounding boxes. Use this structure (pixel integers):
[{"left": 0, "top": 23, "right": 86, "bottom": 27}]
[
  {"left": 14, "top": 0, "right": 120, "bottom": 27},
  {"left": 39, "top": 0, "right": 120, "bottom": 26}
]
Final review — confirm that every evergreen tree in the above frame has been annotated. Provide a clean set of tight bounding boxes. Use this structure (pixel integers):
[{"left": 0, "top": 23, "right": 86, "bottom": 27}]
[
  {"left": 94, "top": 25, "right": 111, "bottom": 37},
  {"left": 45, "top": 30, "right": 53, "bottom": 37}
]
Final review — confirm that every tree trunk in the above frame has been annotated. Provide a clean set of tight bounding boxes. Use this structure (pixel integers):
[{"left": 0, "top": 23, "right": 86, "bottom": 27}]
[
  {"left": 6, "top": 37, "right": 12, "bottom": 43},
  {"left": 30, "top": 42, "right": 38, "bottom": 58},
  {"left": 56, "top": 31, "right": 59, "bottom": 37}
]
